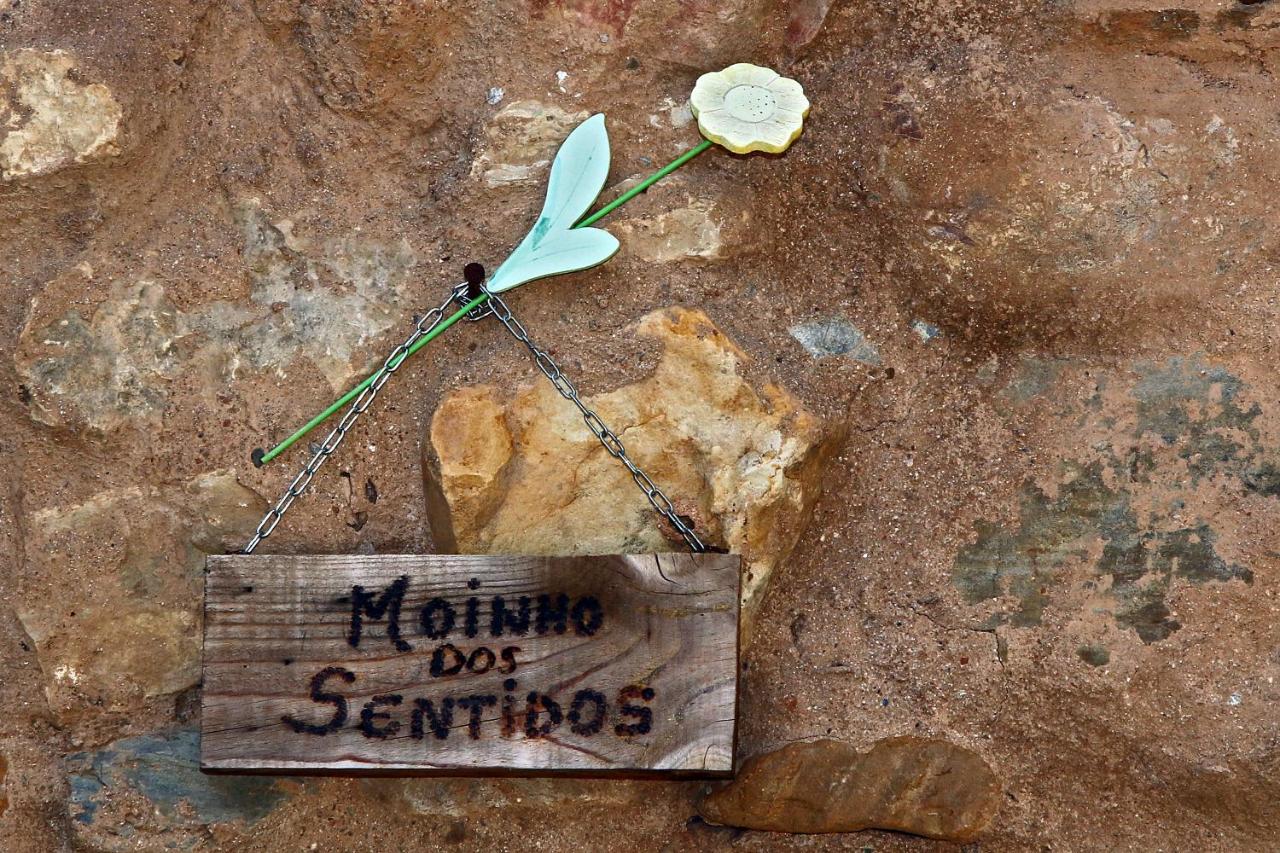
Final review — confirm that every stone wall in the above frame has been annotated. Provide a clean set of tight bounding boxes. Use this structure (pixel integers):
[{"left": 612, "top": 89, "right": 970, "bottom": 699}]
[{"left": 2, "top": 0, "right": 1279, "bottom": 850}]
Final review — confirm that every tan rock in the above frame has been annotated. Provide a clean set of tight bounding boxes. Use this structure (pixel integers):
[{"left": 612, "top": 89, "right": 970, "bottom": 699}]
[
  {"left": 0, "top": 49, "right": 122, "bottom": 180},
  {"left": 17, "top": 471, "right": 265, "bottom": 722},
  {"left": 615, "top": 199, "right": 723, "bottom": 262},
  {"left": 699, "top": 737, "right": 1002, "bottom": 841},
  {"left": 425, "top": 307, "right": 840, "bottom": 641},
  {"left": 470, "top": 100, "right": 590, "bottom": 187}
]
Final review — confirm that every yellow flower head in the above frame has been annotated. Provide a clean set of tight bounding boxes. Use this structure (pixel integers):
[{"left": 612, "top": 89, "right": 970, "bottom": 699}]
[{"left": 689, "top": 63, "right": 809, "bottom": 155}]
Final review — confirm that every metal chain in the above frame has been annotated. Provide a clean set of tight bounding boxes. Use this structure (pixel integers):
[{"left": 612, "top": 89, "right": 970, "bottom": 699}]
[
  {"left": 484, "top": 288, "right": 706, "bottom": 552},
  {"left": 242, "top": 285, "right": 707, "bottom": 554},
  {"left": 242, "top": 290, "right": 458, "bottom": 553}
]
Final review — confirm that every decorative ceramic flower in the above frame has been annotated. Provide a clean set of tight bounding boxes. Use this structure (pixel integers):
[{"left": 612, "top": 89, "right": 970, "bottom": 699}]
[{"left": 689, "top": 63, "right": 809, "bottom": 154}]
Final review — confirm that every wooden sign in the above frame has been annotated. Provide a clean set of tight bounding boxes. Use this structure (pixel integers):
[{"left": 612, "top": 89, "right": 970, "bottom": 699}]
[{"left": 201, "top": 553, "right": 738, "bottom": 776}]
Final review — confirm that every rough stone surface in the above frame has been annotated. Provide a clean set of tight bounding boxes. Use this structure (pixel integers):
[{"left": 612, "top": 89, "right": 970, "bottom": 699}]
[
  {"left": 4, "top": 0, "right": 1280, "bottom": 848},
  {"left": 17, "top": 471, "right": 264, "bottom": 727},
  {"left": 425, "top": 307, "right": 841, "bottom": 639},
  {"left": 15, "top": 200, "right": 418, "bottom": 431},
  {"left": 955, "top": 354, "right": 1265, "bottom": 644},
  {"left": 470, "top": 100, "right": 590, "bottom": 187},
  {"left": 0, "top": 49, "right": 122, "bottom": 180},
  {"left": 68, "top": 728, "right": 294, "bottom": 850},
  {"left": 615, "top": 199, "right": 723, "bottom": 261},
  {"left": 699, "top": 737, "right": 1001, "bottom": 840},
  {"left": 16, "top": 275, "right": 180, "bottom": 432}
]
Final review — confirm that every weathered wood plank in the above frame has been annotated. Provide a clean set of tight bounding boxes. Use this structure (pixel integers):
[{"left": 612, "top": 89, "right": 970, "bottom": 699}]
[{"left": 201, "top": 553, "right": 738, "bottom": 776}]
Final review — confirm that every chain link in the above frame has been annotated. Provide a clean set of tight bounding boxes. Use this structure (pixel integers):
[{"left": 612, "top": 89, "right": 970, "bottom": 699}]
[
  {"left": 484, "top": 288, "right": 706, "bottom": 552},
  {"left": 242, "top": 285, "right": 707, "bottom": 554},
  {"left": 242, "top": 290, "right": 458, "bottom": 553}
]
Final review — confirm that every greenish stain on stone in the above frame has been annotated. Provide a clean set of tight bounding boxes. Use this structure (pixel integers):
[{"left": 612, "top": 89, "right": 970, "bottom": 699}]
[
  {"left": 1001, "top": 356, "right": 1070, "bottom": 406},
  {"left": 954, "top": 463, "right": 1119, "bottom": 628},
  {"left": 1132, "top": 354, "right": 1263, "bottom": 484},
  {"left": 956, "top": 354, "right": 1263, "bottom": 646},
  {"left": 69, "top": 728, "right": 292, "bottom": 833},
  {"left": 954, "top": 464, "right": 1250, "bottom": 643},
  {"left": 1242, "top": 462, "right": 1280, "bottom": 497}
]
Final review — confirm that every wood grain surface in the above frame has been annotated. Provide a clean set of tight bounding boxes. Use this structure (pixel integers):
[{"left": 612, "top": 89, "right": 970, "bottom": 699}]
[{"left": 202, "top": 553, "right": 738, "bottom": 776}]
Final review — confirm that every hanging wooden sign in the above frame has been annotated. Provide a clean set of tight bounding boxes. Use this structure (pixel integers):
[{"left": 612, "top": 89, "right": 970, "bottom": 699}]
[
  {"left": 206, "top": 63, "right": 808, "bottom": 781},
  {"left": 201, "top": 553, "right": 738, "bottom": 776}
]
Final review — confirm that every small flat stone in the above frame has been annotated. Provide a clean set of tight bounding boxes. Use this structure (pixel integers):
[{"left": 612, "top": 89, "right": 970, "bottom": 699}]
[
  {"left": 790, "top": 318, "right": 881, "bottom": 364},
  {"left": 616, "top": 200, "right": 722, "bottom": 262},
  {"left": 912, "top": 318, "right": 942, "bottom": 342},
  {"left": 699, "top": 736, "right": 1001, "bottom": 841},
  {"left": 470, "top": 100, "right": 590, "bottom": 186}
]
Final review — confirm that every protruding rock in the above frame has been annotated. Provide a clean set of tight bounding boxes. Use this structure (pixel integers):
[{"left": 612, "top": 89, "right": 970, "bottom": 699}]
[
  {"left": 470, "top": 100, "right": 590, "bottom": 187},
  {"left": 699, "top": 737, "right": 1001, "bottom": 841},
  {"left": 17, "top": 472, "right": 265, "bottom": 722},
  {"left": 425, "top": 307, "right": 841, "bottom": 642},
  {"left": 0, "top": 49, "right": 122, "bottom": 180}
]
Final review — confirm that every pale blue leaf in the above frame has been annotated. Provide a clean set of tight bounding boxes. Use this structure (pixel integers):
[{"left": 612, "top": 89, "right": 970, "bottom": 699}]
[
  {"left": 537, "top": 112, "right": 611, "bottom": 233},
  {"left": 487, "top": 114, "right": 618, "bottom": 294},
  {"left": 487, "top": 227, "right": 619, "bottom": 294}
]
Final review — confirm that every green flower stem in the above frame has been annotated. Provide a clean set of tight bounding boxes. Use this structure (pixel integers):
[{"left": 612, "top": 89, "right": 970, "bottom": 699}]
[
  {"left": 575, "top": 138, "right": 713, "bottom": 228},
  {"left": 257, "top": 294, "right": 487, "bottom": 465},
  {"left": 257, "top": 137, "right": 714, "bottom": 465}
]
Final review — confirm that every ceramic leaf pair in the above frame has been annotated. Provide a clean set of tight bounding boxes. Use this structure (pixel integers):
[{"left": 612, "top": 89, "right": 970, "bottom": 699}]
[
  {"left": 488, "top": 62, "right": 809, "bottom": 293},
  {"left": 485, "top": 113, "right": 619, "bottom": 294}
]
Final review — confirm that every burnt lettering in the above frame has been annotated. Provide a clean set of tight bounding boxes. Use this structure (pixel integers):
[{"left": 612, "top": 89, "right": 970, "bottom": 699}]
[
  {"left": 524, "top": 691, "right": 563, "bottom": 738},
  {"left": 467, "top": 646, "right": 496, "bottom": 674},
  {"left": 348, "top": 576, "right": 410, "bottom": 651},
  {"left": 571, "top": 596, "right": 604, "bottom": 636},
  {"left": 568, "top": 689, "right": 607, "bottom": 736},
  {"left": 465, "top": 596, "right": 480, "bottom": 638},
  {"left": 501, "top": 678, "right": 519, "bottom": 737},
  {"left": 282, "top": 667, "right": 355, "bottom": 735},
  {"left": 430, "top": 643, "right": 467, "bottom": 677},
  {"left": 490, "top": 595, "right": 531, "bottom": 636},
  {"left": 287, "top": 578, "right": 670, "bottom": 747},
  {"left": 411, "top": 697, "right": 455, "bottom": 740},
  {"left": 420, "top": 597, "right": 456, "bottom": 639},
  {"left": 614, "top": 685, "right": 654, "bottom": 737},
  {"left": 457, "top": 694, "right": 497, "bottom": 739},
  {"left": 359, "top": 694, "right": 402, "bottom": 739},
  {"left": 536, "top": 593, "right": 569, "bottom": 635}
]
